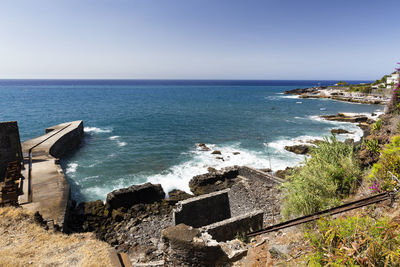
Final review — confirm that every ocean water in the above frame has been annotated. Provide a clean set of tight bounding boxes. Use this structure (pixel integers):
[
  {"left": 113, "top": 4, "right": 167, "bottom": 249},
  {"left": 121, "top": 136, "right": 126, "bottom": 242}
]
[{"left": 0, "top": 80, "right": 382, "bottom": 202}]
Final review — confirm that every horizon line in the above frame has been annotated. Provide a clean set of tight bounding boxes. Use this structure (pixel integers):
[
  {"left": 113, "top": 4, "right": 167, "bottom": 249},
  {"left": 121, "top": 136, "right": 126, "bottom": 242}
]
[{"left": 0, "top": 78, "right": 373, "bottom": 81}]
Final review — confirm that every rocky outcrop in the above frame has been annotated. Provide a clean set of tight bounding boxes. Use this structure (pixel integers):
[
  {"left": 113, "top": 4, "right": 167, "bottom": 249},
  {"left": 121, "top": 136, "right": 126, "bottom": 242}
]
[
  {"left": 198, "top": 143, "right": 211, "bottom": 151},
  {"left": 211, "top": 150, "right": 222, "bottom": 155},
  {"left": 167, "top": 189, "right": 193, "bottom": 204},
  {"left": 331, "top": 128, "right": 351, "bottom": 135},
  {"left": 66, "top": 182, "right": 173, "bottom": 263},
  {"left": 162, "top": 224, "right": 228, "bottom": 266},
  {"left": 274, "top": 167, "right": 294, "bottom": 179},
  {"left": 189, "top": 166, "right": 239, "bottom": 195},
  {"left": 105, "top": 182, "right": 165, "bottom": 210},
  {"left": 284, "top": 87, "right": 318, "bottom": 95},
  {"left": 321, "top": 113, "right": 369, "bottom": 123},
  {"left": 284, "top": 144, "right": 311, "bottom": 155}
]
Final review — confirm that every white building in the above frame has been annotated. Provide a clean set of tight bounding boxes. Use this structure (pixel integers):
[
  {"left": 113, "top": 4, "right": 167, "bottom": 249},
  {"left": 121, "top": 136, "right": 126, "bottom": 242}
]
[{"left": 387, "top": 73, "right": 399, "bottom": 89}]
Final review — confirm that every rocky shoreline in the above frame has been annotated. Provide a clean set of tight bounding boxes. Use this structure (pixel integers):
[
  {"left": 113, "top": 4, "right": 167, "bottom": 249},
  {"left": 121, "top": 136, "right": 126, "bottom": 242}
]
[
  {"left": 283, "top": 112, "right": 380, "bottom": 157},
  {"left": 65, "top": 166, "right": 282, "bottom": 265},
  {"left": 284, "top": 86, "right": 390, "bottom": 105}
]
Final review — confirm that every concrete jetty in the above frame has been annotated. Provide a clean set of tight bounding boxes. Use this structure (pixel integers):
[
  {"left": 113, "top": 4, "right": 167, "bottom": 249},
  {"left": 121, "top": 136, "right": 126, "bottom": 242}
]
[{"left": 19, "top": 121, "right": 83, "bottom": 230}]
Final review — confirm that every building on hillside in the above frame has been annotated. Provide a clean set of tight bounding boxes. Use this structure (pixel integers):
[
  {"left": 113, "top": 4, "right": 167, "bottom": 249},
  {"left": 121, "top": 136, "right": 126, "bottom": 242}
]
[{"left": 387, "top": 73, "right": 399, "bottom": 89}]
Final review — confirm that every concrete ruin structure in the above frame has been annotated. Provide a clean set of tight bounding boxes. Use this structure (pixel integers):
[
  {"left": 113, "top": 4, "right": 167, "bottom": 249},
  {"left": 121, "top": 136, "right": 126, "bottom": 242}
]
[
  {"left": 173, "top": 189, "right": 264, "bottom": 242},
  {"left": 0, "top": 121, "right": 23, "bottom": 206}
]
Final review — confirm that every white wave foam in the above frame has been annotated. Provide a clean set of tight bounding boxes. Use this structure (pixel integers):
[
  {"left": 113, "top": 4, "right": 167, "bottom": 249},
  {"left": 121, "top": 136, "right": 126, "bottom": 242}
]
[
  {"left": 280, "top": 95, "right": 300, "bottom": 99},
  {"left": 268, "top": 135, "right": 322, "bottom": 152},
  {"left": 307, "top": 114, "right": 367, "bottom": 142},
  {"left": 117, "top": 141, "right": 127, "bottom": 147},
  {"left": 147, "top": 143, "right": 278, "bottom": 194},
  {"left": 108, "top": 135, "right": 127, "bottom": 147},
  {"left": 341, "top": 111, "right": 383, "bottom": 120},
  {"left": 66, "top": 162, "right": 78, "bottom": 174},
  {"left": 84, "top": 127, "right": 113, "bottom": 133}
]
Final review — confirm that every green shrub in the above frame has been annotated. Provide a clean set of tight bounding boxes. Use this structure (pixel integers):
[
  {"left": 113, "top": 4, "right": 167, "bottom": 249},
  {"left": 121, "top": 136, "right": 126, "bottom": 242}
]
[
  {"left": 371, "top": 118, "right": 383, "bottom": 133},
  {"left": 305, "top": 216, "right": 400, "bottom": 266},
  {"left": 369, "top": 135, "right": 400, "bottom": 191},
  {"left": 281, "top": 136, "right": 362, "bottom": 219},
  {"left": 364, "top": 138, "right": 380, "bottom": 154}
]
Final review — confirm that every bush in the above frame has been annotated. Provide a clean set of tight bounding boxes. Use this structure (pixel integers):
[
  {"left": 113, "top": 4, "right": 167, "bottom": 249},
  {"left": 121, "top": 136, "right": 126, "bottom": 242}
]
[
  {"left": 281, "top": 136, "right": 362, "bottom": 219},
  {"left": 371, "top": 118, "right": 383, "bottom": 133},
  {"left": 364, "top": 138, "right": 380, "bottom": 154},
  {"left": 369, "top": 135, "right": 400, "bottom": 191},
  {"left": 387, "top": 83, "right": 400, "bottom": 114},
  {"left": 305, "top": 216, "right": 400, "bottom": 266}
]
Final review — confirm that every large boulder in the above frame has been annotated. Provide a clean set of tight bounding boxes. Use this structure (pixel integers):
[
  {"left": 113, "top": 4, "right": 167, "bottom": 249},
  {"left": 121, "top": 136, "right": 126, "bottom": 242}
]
[
  {"left": 198, "top": 143, "right": 211, "bottom": 151},
  {"left": 284, "top": 144, "right": 310, "bottom": 155},
  {"left": 167, "top": 189, "right": 194, "bottom": 204},
  {"left": 189, "top": 166, "right": 239, "bottom": 195},
  {"left": 106, "top": 182, "right": 165, "bottom": 210},
  {"left": 331, "top": 128, "right": 351, "bottom": 135}
]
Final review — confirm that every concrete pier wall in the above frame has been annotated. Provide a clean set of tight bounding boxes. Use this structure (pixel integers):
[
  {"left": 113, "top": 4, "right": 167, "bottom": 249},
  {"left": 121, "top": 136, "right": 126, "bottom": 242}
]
[{"left": 20, "top": 121, "right": 83, "bottom": 231}]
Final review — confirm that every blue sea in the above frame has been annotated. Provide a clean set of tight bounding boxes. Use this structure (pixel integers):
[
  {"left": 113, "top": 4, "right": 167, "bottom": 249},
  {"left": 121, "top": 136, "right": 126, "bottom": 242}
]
[{"left": 0, "top": 80, "right": 382, "bottom": 202}]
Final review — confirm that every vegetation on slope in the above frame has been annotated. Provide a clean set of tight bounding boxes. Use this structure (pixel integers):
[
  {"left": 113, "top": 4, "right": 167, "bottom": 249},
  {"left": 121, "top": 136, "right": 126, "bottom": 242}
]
[
  {"left": 281, "top": 136, "right": 362, "bottom": 219},
  {"left": 369, "top": 135, "right": 400, "bottom": 192},
  {"left": 306, "top": 216, "right": 400, "bottom": 266},
  {"left": 0, "top": 207, "right": 113, "bottom": 267}
]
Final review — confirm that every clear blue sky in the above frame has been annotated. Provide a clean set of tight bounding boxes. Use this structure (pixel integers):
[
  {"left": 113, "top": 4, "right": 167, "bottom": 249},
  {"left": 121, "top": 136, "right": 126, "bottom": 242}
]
[{"left": 0, "top": 0, "right": 399, "bottom": 80}]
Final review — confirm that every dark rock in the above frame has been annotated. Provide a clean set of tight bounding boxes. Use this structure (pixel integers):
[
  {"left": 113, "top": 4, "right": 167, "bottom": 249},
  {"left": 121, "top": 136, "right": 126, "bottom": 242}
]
[
  {"left": 331, "top": 128, "right": 351, "bottom": 135},
  {"left": 321, "top": 113, "right": 368, "bottom": 123},
  {"left": 167, "top": 189, "right": 193, "bottom": 203},
  {"left": 189, "top": 166, "right": 239, "bottom": 195},
  {"left": 259, "top": 168, "right": 272, "bottom": 173},
  {"left": 83, "top": 200, "right": 106, "bottom": 217},
  {"left": 275, "top": 167, "right": 294, "bottom": 179},
  {"left": 211, "top": 150, "right": 222, "bottom": 155},
  {"left": 308, "top": 139, "right": 325, "bottom": 145},
  {"left": 216, "top": 156, "right": 224, "bottom": 161},
  {"left": 198, "top": 143, "right": 211, "bottom": 151},
  {"left": 33, "top": 211, "right": 48, "bottom": 229},
  {"left": 162, "top": 224, "right": 228, "bottom": 266},
  {"left": 233, "top": 152, "right": 240, "bottom": 155},
  {"left": 283, "top": 87, "right": 318, "bottom": 95},
  {"left": 207, "top": 167, "right": 217, "bottom": 172},
  {"left": 112, "top": 209, "right": 125, "bottom": 222},
  {"left": 284, "top": 144, "right": 310, "bottom": 155},
  {"left": 106, "top": 182, "right": 165, "bottom": 210}
]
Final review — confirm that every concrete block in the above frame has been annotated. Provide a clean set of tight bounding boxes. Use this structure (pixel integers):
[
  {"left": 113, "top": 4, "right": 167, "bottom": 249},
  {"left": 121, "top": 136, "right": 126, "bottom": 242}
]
[
  {"left": 173, "top": 189, "right": 231, "bottom": 228},
  {"left": 202, "top": 210, "right": 263, "bottom": 242}
]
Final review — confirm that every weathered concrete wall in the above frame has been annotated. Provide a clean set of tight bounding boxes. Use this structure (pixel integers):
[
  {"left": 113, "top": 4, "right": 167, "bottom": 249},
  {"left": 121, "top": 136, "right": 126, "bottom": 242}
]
[
  {"left": 202, "top": 210, "right": 264, "bottom": 242},
  {"left": 162, "top": 224, "right": 228, "bottom": 267},
  {"left": 0, "top": 121, "right": 22, "bottom": 179},
  {"left": 173, "top": 189, "right": 231, "bottom": 228},
  {"left": 48, "top": 121, "right": 84, "bottom": 158},
  {"left": 238, "top": 166, "right": 284, "bottom": 184}
]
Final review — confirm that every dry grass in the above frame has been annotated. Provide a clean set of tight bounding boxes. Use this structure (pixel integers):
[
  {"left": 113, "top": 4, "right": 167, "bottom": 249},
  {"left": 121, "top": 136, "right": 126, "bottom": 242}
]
[{"left": 0, "top": 206, "right": 114, "bottom": 267}]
